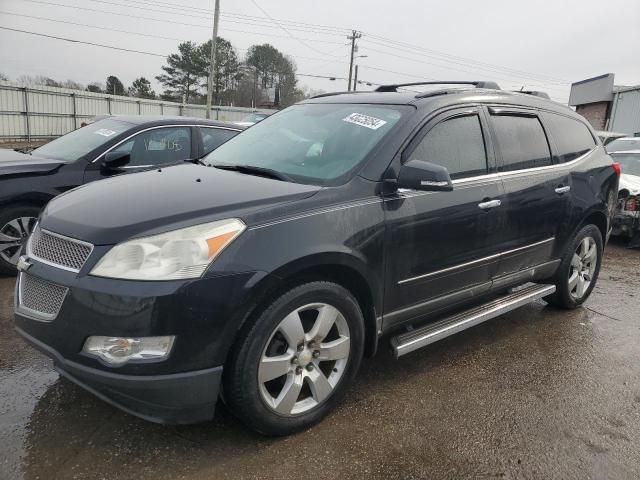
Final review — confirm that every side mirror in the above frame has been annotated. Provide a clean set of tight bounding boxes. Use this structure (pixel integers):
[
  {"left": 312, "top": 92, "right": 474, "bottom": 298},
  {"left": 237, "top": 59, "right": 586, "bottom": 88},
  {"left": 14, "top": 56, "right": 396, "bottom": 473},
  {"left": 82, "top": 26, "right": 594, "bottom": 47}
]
[
  {"left": 101, "top": 151, "right": 131, "bottom": 172},
  {"left": 397, "top": 159, "right": 453, "bottom": 192}
]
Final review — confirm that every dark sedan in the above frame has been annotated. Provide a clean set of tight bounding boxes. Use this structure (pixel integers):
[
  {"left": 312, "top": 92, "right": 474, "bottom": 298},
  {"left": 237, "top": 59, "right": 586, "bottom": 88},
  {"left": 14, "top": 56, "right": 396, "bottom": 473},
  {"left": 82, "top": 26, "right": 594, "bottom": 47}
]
[{"left": 0, "top": 116, "right": 243, "bottom": 274}]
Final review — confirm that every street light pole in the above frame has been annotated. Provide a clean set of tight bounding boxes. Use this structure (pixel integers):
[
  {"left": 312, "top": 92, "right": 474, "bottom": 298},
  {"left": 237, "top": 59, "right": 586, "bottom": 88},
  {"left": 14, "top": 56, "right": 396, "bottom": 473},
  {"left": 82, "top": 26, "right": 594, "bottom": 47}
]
[{"left": 205, "top": 0, "right": 220, "bottom": 119}]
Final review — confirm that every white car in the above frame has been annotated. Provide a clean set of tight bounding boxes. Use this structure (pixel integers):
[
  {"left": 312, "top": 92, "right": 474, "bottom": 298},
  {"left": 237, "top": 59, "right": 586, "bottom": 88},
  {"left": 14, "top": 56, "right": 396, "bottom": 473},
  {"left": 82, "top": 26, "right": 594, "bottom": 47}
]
[{"left": 607, "top": 137, "right": 640, "bottom": 153}]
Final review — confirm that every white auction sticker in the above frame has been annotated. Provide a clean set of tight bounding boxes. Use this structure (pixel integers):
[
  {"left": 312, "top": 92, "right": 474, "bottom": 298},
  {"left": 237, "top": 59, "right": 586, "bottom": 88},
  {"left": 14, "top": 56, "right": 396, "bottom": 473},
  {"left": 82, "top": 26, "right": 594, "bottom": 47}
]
[
  {"left": 343, "top": 113, "right": 387, "bottom": 130},
  {"left": 94, "top": 128, "right": 117, "bottom": 137}
]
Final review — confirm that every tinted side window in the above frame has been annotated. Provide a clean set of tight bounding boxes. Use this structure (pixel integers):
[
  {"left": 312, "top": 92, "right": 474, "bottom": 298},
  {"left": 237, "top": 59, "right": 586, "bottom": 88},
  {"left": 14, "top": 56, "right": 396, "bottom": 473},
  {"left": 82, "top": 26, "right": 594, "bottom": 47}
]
[
  {"left": 491, "top": 114, "right": 551, "bottom": 171},
  {"left": 409, "top": 114, "right": 487, "bottom": 180},
  {"left": 545, "top": 114, "right": 596, "bottom": 162},
  {"left": 113, "top": 127, "right": 191, "bottom": 166},
  {"left": 200, "top": 127, "right": 238, "bottom": 155}
]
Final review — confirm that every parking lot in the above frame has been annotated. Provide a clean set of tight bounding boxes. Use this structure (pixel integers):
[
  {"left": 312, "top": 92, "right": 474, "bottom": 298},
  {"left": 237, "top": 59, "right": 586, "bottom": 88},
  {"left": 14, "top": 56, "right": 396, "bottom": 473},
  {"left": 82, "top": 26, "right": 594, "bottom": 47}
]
[{"left": 0, "top": 240, "right": 638, "bottom": 480}]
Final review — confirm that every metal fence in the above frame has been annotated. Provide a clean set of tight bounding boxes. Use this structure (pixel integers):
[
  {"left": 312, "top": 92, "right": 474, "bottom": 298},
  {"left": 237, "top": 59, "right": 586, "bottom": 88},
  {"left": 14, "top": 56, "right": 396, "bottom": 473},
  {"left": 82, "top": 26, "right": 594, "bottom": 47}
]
[{"left": 0, "top": 81, "right": 272, "bottom": 142}]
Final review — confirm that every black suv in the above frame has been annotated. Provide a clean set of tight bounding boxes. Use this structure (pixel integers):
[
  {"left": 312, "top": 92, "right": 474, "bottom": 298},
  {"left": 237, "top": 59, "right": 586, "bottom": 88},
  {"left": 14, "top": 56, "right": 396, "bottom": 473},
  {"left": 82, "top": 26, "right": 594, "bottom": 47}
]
[
  {"left": 0, "top": 116, "right": 242, "bottom": 274},
  {"left": 14, "top": 82, "right": 619, "bottom": 435}
]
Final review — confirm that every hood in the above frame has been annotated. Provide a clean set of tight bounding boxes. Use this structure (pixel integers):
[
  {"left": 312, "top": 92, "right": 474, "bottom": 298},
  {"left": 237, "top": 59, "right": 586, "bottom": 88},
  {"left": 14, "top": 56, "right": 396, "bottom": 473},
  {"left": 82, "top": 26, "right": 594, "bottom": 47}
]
[
  {"left": 41, "top": 163, "right": 321, "bottom": 245},
  {"left": 0, "top": 148, "right": 64, "bottom": 176},
  {"left": 619, "top": 174, "right": 640, "bottom": 196}
]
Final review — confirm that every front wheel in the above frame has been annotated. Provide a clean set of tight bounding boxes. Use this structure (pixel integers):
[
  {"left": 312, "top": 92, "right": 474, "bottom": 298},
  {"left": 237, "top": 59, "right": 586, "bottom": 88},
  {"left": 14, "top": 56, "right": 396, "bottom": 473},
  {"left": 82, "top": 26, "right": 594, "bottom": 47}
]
[
  {"left": 545, "top": 224, "right": 603, "bottom": 309},
  {"left": 223, "top": 281, "right": 365, "bottom": 435},
  {"left": 0, "top": 205, "right": 40, "bottom": 276}
]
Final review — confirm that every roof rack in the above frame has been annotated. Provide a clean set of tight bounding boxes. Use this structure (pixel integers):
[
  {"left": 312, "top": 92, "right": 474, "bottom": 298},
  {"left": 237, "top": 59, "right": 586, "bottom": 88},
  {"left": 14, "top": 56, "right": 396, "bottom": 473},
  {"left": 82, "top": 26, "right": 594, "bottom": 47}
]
[
  {"left": 310, "top": 91, "right": 366, "bottom": 99},
  {"left": 512, "top": 90, "right": 551, "bottom": 99},
  {"left": 375, "top": 81, "right": 500, "bottom": 93}
]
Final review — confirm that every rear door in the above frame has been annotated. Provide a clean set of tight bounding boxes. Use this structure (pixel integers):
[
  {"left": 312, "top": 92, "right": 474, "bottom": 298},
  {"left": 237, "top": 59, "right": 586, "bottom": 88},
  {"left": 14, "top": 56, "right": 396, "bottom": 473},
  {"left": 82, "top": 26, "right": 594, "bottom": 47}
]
[
  {"left": 383, "top": 107, "right": 506, "bottom": 328},
  {"left": 486, "top": 107, "right": 568, "bottom": 276},
  {"left": 197, "top": 126, "right": 240, "bottom": 157}
]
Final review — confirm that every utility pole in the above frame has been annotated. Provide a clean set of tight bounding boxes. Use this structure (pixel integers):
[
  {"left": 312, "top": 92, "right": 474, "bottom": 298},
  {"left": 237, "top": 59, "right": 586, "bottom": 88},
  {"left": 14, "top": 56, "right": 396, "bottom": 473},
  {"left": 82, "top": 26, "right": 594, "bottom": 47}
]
[
  {"left": 353, "top": 65, "right": 359, "bottom": 91},
  {"left": 205, "top": 0, "right": 220, "bottom": 119},
  {"left": 347, "top": 30, "right": 361, "bottom": 92}
]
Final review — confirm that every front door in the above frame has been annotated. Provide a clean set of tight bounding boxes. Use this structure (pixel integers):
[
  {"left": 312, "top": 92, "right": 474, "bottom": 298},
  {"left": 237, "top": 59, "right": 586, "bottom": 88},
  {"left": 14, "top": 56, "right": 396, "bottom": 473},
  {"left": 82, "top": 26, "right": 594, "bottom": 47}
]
[
  {"left": 84, "top": 126, "right": 194, "bottom": 182},
  {"left": 383, "top": 107, "right": 506, "bottom": 329}
]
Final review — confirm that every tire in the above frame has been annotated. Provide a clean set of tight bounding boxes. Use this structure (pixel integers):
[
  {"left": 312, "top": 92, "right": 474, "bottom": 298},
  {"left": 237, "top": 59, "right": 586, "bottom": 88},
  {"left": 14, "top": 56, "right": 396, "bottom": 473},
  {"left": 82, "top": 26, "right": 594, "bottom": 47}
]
[
  {"left": 545, "top": 224, "right": 603, "bottom": 309},
  {"left": 0, "top": 205, "right": 40, "bottom": 276},
  {"left": 223, "top": 281, "right": 365, "bottom": 436}
]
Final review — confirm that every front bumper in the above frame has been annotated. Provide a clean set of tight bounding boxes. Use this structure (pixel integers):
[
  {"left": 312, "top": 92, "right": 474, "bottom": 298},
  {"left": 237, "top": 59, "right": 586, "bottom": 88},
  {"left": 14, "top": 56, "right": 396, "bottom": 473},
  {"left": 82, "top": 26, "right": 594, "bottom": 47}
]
[
  {"left": 14, "top": 256, "right": 271, "bottom": 424},
  {"left": 17, "top": 326, "right": 222, "bottom": 424},
  {"left": 611, "top": 211, "right": 640, "bottom": 238}
]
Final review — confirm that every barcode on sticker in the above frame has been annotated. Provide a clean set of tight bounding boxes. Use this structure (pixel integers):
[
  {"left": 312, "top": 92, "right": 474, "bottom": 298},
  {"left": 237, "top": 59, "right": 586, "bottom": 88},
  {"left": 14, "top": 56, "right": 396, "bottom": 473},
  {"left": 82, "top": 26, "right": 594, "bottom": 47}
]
[{"left": 343, "top": 113, "right": 387, "bottom": 130}]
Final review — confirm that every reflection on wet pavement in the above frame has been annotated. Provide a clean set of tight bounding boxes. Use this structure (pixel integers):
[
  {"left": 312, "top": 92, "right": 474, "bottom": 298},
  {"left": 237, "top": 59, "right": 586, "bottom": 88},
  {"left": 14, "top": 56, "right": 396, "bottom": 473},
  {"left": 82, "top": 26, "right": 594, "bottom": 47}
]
[{"left": 1, "top": 242, "right": 639, "bottom": 479}]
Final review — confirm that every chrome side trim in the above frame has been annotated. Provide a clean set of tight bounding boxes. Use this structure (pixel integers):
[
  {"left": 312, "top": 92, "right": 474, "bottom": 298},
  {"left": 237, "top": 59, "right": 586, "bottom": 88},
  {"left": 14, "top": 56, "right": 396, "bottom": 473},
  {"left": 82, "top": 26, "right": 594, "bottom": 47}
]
[
  {"left": 26, "top": 228, "right": 94, "bottom": 273},
  {"left": 451, "top": 147, "right": 595, "bottom": 186},
  {"left": 91, "top": 124, "right": 242, "bottom": 163},
  {"left": 391, "top": 283, "right": 556, "bottom": 357},
  {"left": 398, "top": 237, "right": 555, "bottom": 285},
  {"left": 250, "top": 197, "right": 381, "bottom": 230}
]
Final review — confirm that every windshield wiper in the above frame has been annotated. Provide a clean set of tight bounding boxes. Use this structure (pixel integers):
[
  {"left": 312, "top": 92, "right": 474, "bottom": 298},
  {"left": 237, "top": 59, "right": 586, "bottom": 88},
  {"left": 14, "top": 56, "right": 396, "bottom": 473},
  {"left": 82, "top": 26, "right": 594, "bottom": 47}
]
[{"left": 213, "top": 164, "right": 292, "bottom": 182}]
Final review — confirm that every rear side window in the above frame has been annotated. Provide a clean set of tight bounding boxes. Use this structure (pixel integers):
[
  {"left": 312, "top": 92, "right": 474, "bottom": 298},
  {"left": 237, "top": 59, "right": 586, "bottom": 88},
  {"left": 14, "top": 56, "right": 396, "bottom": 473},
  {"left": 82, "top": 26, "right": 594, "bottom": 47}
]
[
  {"left": 491, "top": 114, "right": 551, "bottom": 171},
  {"left": 200, "top": 127, "right": 238, "bottom": 155},
  {"left": 409, "top": 114, "right": 488, "bottom": 180},
  {"left": 545, "top": 114, "right": 596, "bottom": 162}
]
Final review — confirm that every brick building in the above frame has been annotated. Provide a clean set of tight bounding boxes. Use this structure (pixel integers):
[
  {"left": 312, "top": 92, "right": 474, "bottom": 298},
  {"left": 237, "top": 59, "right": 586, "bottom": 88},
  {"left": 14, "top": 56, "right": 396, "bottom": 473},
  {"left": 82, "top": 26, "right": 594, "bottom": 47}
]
[{"left": 569, "top": 74, "right": 640, "bottom": 136}]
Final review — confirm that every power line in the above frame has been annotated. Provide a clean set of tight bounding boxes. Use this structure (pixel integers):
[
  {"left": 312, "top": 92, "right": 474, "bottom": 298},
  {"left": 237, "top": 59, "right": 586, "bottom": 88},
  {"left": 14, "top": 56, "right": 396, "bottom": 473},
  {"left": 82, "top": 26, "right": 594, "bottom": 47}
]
[
  {"left": 0, "top": 25, "right": 167, "bottom": 56},
  {"left": 1, "top": 10, "right": 189, "bottom": 43},
  {"left": 17, "top": 0, "right": 346, "bottom": 42},
  {"left": 101, "top": 0, "right": 353, "bottom": 35},
  {"left": 360, "top": 43, "right": 569, "bottom": 94},
  {"left": 33, "top": 0, "right": 350, "bottom": 39},
  {"left": 363, "top": 33, "right": 570, "bottom": 85},
  {"left": 249, "top": 0, "right": 343, "bottom": 58},
  {"left": 0, "top": 18, "right": 348, "bottom": 67}
]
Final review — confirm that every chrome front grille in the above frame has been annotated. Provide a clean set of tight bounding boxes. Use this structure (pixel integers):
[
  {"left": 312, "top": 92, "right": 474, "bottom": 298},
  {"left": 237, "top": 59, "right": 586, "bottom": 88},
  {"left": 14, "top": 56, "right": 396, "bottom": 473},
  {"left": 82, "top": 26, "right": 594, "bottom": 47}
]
[
  {"left": 18, "top": 273, "right": 68, "bottom": 321},
  {"left": 28, "top": 226, "right": 93, "bottom": 272}
]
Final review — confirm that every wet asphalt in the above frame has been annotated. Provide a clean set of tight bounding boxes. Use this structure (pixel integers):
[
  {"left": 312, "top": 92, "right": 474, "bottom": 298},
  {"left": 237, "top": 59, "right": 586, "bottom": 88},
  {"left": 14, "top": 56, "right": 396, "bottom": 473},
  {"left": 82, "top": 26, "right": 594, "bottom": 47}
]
[{"left": 1, "top": 241, "right": 639, "bottom": 480}]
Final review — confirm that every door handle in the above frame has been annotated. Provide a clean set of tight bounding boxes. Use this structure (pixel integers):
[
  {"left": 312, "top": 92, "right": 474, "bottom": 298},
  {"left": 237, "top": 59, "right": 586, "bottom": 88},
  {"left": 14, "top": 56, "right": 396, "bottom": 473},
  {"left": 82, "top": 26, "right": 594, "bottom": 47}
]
[
  {"left": 555, "top": 185, "right": 571, "bottom": 194},
  {"left": 478, "top": 199, "right": 501, "bottom": 209}
]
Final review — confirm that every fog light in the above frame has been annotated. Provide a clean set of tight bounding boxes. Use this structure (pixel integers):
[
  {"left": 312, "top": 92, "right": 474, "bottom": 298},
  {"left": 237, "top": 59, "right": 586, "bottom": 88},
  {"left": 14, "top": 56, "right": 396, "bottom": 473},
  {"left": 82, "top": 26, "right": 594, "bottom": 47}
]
[{"left": 82, "top": 336, "right": 175, "bottom": 366}]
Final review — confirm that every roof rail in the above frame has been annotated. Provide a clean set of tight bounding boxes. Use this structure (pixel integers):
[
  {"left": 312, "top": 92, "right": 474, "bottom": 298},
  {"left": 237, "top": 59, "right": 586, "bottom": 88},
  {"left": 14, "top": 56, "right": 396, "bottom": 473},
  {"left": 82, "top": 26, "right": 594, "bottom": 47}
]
[
  {"left": 513, "top": 90, "right": 551, "bottom": 99},
  {"left": 310, "top": 91, "right": 367, "bottom": 99},
  {"left": 375, "top": 81, "right": 500, "bottom": 93}
]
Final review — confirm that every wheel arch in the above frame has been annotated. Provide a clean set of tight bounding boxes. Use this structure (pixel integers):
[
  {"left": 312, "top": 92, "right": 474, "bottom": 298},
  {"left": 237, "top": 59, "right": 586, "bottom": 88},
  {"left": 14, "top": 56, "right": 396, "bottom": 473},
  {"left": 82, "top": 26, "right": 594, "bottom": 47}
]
[
  {"left": 578, "top": 209, "right": 608, "bottom": 247},
  {"left": 228, "top": 253, "right": 381, "bottom": 364}
]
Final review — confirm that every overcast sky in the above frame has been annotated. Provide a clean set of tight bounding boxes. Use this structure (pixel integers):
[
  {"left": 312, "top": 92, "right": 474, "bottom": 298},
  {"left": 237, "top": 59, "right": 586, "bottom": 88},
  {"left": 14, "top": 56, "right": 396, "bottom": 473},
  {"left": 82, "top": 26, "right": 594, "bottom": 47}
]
[{"left": 1, "top": 0, "right": 639, "bottom": 104}]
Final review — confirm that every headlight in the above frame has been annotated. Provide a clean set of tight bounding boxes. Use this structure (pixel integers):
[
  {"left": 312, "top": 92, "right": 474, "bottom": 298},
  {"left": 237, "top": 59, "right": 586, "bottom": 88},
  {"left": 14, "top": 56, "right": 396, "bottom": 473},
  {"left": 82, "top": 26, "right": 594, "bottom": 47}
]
[{"left": 90, "top": 219, "right": 245, "bottom": 280}]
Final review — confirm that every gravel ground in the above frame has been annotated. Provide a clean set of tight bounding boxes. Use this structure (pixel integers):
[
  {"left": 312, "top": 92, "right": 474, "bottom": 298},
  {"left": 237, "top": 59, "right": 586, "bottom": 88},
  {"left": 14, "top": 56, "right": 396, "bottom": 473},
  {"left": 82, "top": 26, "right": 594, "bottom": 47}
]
[{"left": 1, "top": 241, "right": 639, "bottom": 480}]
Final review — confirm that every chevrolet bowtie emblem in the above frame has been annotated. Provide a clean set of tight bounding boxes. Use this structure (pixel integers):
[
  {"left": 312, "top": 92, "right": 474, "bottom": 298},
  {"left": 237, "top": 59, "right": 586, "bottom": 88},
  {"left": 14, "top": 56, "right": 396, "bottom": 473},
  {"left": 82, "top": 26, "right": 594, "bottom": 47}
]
[{"left": 17, "top": 256, "right": 32, "bottom": 272}]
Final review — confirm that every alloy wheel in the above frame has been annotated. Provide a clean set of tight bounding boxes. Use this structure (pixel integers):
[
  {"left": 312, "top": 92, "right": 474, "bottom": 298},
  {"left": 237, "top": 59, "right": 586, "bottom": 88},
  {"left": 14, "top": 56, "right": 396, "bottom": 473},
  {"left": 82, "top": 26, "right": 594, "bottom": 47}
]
[
  {"left": 568, "top": 236, "right": 597, "bottom": 300},
  {"left": 258, "top": 303, "right": 351, "bottom": 416},
  {"left": 0, "top": 217, "right": 37, "bottom": 266}
]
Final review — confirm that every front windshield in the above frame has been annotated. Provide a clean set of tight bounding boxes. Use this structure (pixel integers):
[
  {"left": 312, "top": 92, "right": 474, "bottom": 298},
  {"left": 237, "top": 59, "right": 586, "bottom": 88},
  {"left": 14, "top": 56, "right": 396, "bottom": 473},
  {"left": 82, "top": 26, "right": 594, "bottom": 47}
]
[
  {"left": 33, "top": 118, "right": 133, "bottom": 162},
  {"left": 613, "top": 153, "right": 640, "bottom": 177},
  {"left": 205, "top": 103, "right": 406, "bottom": 185},
  {"left": 607, "top": 138, "right": 640, "bottom": 153}
]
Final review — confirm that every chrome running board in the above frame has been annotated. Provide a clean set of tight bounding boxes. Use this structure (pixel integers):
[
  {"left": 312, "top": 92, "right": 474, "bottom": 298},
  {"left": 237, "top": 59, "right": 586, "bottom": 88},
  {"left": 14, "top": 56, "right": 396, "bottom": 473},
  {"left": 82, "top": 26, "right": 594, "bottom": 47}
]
[{"left": 390, "top": 283, "right": 556, "bottom": 358}]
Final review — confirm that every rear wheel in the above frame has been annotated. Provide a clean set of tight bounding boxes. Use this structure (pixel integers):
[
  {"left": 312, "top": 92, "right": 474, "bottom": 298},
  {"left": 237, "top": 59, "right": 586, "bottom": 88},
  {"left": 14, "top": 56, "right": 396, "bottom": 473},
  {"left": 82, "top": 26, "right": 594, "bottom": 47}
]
[
  {"left": 224, "top": 281, "right": 364, "bottom": 435},
  {"left": 545, "top": 224, "right": 603, "bottom": 309},
  {"left": 0, "top": 205, "right": 40, "bottom": 276}
]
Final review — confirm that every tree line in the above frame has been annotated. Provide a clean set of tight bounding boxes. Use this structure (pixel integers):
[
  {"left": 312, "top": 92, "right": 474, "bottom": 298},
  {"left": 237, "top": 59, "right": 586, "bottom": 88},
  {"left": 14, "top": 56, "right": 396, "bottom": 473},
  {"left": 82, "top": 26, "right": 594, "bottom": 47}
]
[{"left": 2, "top": 38, "right": 321, "bottom": 109}]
